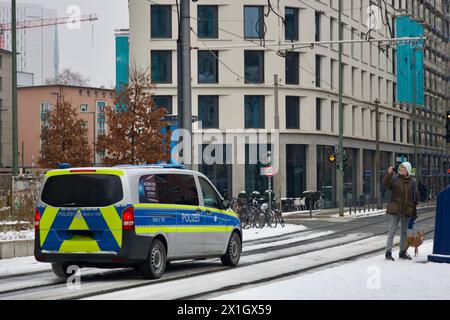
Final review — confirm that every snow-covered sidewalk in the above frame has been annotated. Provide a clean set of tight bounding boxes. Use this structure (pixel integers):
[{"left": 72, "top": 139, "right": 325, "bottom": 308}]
[{"left": 212, "top": 240, "right": 450, "bottom": 300}]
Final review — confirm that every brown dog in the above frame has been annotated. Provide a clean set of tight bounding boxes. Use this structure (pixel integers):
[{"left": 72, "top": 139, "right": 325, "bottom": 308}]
[{"left": 407, "top": 230, "right": 425, "bottom": 256}]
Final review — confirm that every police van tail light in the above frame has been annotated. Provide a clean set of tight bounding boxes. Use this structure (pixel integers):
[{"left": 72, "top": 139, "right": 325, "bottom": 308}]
[
  {"left": 35, "top": 208, "right": 41, "bottom": 231},
  {"left": 122, "top": 207, "right": 135, "bottom": 231}
]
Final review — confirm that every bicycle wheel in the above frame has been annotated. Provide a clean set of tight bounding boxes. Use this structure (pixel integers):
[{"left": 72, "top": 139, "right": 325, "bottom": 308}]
[
  {"left": 314, "top": 199, "right": 325, "bottom": 210},
  {"left": 271, "top": 210, "right": 278, "bottom": 228},
  {"left": 277, "top": 210, "right": 286, "bottom": 228},
  {"left": 265, "top": 210, "right": 274, "bottom": 228}
]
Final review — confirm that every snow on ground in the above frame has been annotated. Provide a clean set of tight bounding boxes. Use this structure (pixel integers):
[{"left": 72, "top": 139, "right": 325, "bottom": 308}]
[
  {"left": 0, "top": 229, "right": 34, "bottom": 241},
  {"left": 0, "top": 256, "right": 51, "bottom": 277},
  {"left": 331, "top": 209, "right": 387, "bottom": 218},
  {"left": 243, "top": 224, "right": 307, "bottom": 241},
  {"left": 212, "top": 240, "right": 450, "bottom": 300}
]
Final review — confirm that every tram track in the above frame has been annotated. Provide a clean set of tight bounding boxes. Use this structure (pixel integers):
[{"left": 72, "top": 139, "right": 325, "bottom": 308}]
[{"left": 0, "top": 209, "right": 435, "bottom": 300}]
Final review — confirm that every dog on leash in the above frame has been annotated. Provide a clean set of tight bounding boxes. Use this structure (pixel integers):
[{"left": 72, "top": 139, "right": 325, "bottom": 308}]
[{"left": 407, "top": 230, "right": 425, "bottom": 256}]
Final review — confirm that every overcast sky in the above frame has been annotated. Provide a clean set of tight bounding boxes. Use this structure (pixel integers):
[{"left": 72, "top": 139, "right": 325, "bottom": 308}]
[{"left": 20, "top": 0, "right": 129, "bottom": 88}]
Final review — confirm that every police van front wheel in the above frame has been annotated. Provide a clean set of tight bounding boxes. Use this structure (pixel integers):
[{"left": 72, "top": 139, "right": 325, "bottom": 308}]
[
  {"left": 140, "top": 239, "right": 166, "bottom": 279},
  {"left": 221, "top": 232, "right": 241, "bottom": 267}
]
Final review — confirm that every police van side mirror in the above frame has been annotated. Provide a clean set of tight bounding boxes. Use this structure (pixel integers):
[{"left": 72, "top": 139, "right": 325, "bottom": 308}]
[{"left": 222, "top": 200, "right": 230, "bottom": 209}]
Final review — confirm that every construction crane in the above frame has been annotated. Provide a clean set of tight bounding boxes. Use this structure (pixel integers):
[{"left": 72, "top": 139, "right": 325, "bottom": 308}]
[{"left": 0, "top": 14, "right": 98, "bottom": 49}]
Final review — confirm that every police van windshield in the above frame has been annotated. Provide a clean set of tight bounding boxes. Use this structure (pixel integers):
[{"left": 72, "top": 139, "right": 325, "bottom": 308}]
[{"left": 41, "top": 174, "right": 123, "bottom": 207}]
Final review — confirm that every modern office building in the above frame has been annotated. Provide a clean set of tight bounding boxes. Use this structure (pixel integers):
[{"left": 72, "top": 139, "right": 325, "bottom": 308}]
[
  {"left": 128, "top": 0, "right": 449, "bottom": 205},
  {"left": 0, "top": 2, "right": 59, "bottom": 85}
]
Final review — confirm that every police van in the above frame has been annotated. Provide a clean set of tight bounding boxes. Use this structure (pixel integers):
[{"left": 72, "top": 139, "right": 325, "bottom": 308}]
[{"left": 34, "top": 165, "right": 242, "bottom": 279}]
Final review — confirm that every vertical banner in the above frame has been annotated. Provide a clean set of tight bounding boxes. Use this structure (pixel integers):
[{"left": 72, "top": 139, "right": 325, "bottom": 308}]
[{"left": 395, "top": 16, "right": 424, "bottom": 106}]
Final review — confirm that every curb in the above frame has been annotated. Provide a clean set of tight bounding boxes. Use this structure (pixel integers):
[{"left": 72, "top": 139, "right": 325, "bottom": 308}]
[{"left": 0, "top": 239, "right": 34, "bottom": 259}]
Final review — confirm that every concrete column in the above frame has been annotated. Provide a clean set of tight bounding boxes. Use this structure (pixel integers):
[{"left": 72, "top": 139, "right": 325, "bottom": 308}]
[{"left": 306, "top": 144, "right": 317, "bottom": 191}]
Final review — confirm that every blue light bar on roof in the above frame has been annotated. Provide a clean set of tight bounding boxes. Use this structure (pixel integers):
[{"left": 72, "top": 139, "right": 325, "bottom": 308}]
[{"left": 114, "top": 164, "right": 185, "bottom": 169}]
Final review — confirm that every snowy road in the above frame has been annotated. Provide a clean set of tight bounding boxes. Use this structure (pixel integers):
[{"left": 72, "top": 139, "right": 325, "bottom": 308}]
[{"left": 0, "top": 207, "right": 436, "bottom": 300}]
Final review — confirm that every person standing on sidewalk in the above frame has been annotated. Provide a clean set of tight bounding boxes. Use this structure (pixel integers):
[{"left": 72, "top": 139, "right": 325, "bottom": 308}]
[{"left": 383, "top": 162, "right": 419, "bottom": 261}]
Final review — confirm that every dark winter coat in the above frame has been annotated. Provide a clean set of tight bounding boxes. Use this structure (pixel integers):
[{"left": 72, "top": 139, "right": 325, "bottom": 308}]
[{"left": 383, "top": 173, "right": 419, "bottom": 218}]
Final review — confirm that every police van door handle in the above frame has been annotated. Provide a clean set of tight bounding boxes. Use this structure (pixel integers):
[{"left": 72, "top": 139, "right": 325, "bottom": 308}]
[
  {"left": 205, "top": 210, "right": 212, "bottom": 215},
  {"left": 196, "top": 209, "right": 203, "bottom": 214}
]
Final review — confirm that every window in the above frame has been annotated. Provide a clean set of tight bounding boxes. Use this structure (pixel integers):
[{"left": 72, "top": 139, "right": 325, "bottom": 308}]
[
  {"left": 315, "top": 55, "right": 321, "bottom": 88},
  {"left": 197, "top": 5, "right": 218, "bottom": 38},
  {"left": 138, "top": 174, "right": 199, "bottom": 206},
  {"left": 151, "top": 5, "right": 172, "bottom": 38},
  {"left": 285, "top": 7, "right": 298, "bottom": 41},
  {"left": 286, "top": 96, "right": 299, "bottom": 129},
  {"left": 245, "top": 96, "right": 265, "bottom": 129},
  {"left": 80, "top": 104, "right": 88, "bottom": 113},
  {"left": 96, "top": 101, "right": 106, "bottom": 135},
  {"left": 198, "top": 50, "right": 218, "bottom": 83},
  {"left": 316, "top": 98, "right": 321, "bottom": 131},
  {"left": 393, "top": 116, "right": 397, "bottom": 142},
  {"left": 198, "top": 95, "right": 219, "bottom": 129},
  {"left": 285, "top": 52, "right": 299, "bottom": 85},
  {"left": 40, "top": 102, "right": 52, "bottom": 124},
  {"left": 244, "top": 6, "right": 264, "bottom": 39},
  {"left": 245, "top": 50, "right": 264, "bottom": 83},
  {"left": 151, "top": 50, "right": 172, "bottom": 83},
  {"left": 153, "top": 96, "right": 172, "bottom": 114},
  {"left": 315, "top": 11, "right": 321, "bottom": 41},
  {"left": 42, "top": 175, "right": 123, "bottom": 208},
  {"left": 199, "top": 177, "right": 222, "bottom": 209}
]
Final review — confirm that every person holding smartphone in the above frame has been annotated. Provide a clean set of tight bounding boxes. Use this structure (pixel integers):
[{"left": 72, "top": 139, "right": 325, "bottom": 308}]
[{"left": 383, "top": 162, "right": 419, "bottom": 261}]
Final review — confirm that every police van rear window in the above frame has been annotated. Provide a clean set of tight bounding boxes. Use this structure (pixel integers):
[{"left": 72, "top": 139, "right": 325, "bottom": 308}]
[
  {"left": 41, "top": 174, "right": 123, "bottom": 207},
  {"left": 139, "top": 174, "right": 199, "bottom": 206}
]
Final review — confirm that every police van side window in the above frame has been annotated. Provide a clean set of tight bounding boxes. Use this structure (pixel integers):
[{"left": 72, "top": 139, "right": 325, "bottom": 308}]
[
  {"left": 199, "top": 177, "right": 221, "bottom": 209},
  {"left": 139, "top": 174, "right": 199, "bottom": 206}
]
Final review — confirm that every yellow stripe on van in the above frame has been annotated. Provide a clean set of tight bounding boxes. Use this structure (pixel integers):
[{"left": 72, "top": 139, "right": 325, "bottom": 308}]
[
  {"left": 58, "top": 235, "right": 101, "bottom": 253},
  {"left": 134, "top": 204, "right": 198, "bottom": 211},
  {"left": 45, "top": 169, "right": 125, "bottom": 178},
  {"left": 136, "top": 225, "right": 234, "bottom": 234},
  {"left": 40, "top": 206, "right": 59, "bottom": 246},
  {"left": 100, "top": 206, "right": 123, "bottom": 247}
]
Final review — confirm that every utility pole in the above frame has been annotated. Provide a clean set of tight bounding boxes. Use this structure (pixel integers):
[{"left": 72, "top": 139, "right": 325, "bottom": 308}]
[
  {"left": 374, "top": 99, "right": 381, "bottom": 209},
  {"left": 177, "top": 0, "right": 192, "bottom": 169},
  {"left": 273, "top": 74, "right": 282, "bottom": 210},
  {"left": 337, "top": 0, "right": 344, "bottom": 216},
  {"left": 12, "top": 0, "right": 18, "bottom": 176}
]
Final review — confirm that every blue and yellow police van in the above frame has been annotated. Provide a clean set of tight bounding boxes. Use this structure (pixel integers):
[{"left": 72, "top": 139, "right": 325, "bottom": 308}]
[{"left": 34, "top": 165, "right": 242, "bottom": 279}]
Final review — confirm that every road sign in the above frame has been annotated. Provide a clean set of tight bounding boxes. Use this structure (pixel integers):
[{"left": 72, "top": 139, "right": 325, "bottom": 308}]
[{"left": 262, "top": 166, "right": 275, "bottom": 177}]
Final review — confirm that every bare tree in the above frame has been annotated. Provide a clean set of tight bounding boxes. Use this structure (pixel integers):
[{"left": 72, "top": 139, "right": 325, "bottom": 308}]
[{"left": 45, "top": 68, "right": 90, "bottom": 86}]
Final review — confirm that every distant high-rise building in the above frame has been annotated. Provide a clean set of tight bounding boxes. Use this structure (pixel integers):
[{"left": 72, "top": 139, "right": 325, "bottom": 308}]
[{"left": 0, "top": 2, "right": 59, "bottom": 85}]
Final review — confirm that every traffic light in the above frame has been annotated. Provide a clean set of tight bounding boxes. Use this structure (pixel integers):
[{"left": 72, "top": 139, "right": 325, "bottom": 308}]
[
  {"left": 328, "top": 153, "right": 337, "bottom": 163},
  {"left": 446, "top": 111, "right": 450, "bottom": 143},
  {"left": 343, "top": 154, "right": 348, "bottom": 169}
]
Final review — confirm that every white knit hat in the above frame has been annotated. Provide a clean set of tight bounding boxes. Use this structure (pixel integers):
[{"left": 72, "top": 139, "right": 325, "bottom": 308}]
[{"left": 399, "top": 161, "right": 412, "bottom": 176}]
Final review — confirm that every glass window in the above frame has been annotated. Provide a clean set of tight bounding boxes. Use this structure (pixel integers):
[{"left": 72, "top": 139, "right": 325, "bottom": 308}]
[
  {"left": 153, "top": 96, "right": 172, "bottom": 114},
  {"left": 245, "top": 96, "right": 265, "bottom": 129},
  {"left": 316, "top": 98, "right": 321, "bottom": 131},
  {"left": 285, "top": 51, "right": 299, "bottom": 85},
  {"left": 198, "top": 50, "right": 218, "bottom": 83},
  {"left": 198, "top": 5, "right": 218, "bottom": 38},
  {"left": 199, "top": 177, "right": 221, "bottom": 209},
  {"left": 286, "top": 96, "right": 299, "bottom": 129},
  {"left": 244, "top": 6, "right": 264, "bottom": 39},
  {"left": 245, "top": 144, "right": 272, "bottom": 194},
  {"left": 151, "top": 50, "right": 172, "bottom": 83},
  {"left": 245, "top": 50, "right": 264, "bottom": 84},
  {"left": 198, "top": 95, "right": 219, "bottom": 129},
  {"left": 138, "top": 174, "right": 199, "bottom": 206},
  {"left": 80, "top": 104, "right": 88, "bottom": 113},
  {"left": 42, "top": 174, "right": 123, "bottom": 207},
  {"left": 315, "top": 11, "right": 321, "bottom": 41},
  {"left": 315, "top": 55, "right": 321, "bottom": 87},
  {"left": 199, "top": 144, "right": 232, "bottom": 199},
  {"left": 286, "top": 145, "right": 306, "bottom": 197},
  {"left": 285, "top": 7, "right": 298, "bottom": 41},
  {"left": 151, "top": 5, "right": 172, "bottom": 38}
]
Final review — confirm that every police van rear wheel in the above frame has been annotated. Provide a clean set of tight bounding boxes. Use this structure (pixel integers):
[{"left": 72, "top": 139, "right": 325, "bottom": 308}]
[
  {"left": 140, "top": 239, "right": 166, "bottom": 279},
  {"left": 221, "top": 232, "right": 241, "bottom": 267},
  {"left": 51, "top": 263, "right": 72, "bottom": 279}
]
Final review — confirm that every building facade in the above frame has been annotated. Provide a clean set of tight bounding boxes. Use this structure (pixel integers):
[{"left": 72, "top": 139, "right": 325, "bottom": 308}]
[
  {"left": 18, "top": 85, "right": 115, "bottom": 168},
  {"left": 0, "top": 49, "right": 12, "bottom": 168},
  {"left": 128, "top": 0, "right": 449, "bottom": 205},
  {"left": 0, "top": 1, "right": 59, "bottom": 85}
]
